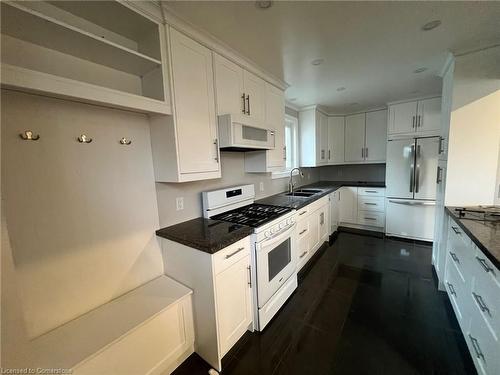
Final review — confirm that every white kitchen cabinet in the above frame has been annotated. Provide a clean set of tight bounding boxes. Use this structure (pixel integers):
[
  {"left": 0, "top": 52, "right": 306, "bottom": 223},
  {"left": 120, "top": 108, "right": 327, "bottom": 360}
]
[
  {"left": 365, "top": 110, "right": 387, "bottom": 162},
  {"left": 388, "top": 97, "right": 441, "bottom": 138},
  {"left": 329, "top": 190, "right": 339, "bottom": 234},
  {"left": 162, "top": 236, "right": 253, "bottom": 372},
  {"left": 150, "top": 27, "right": 220, "bottom": 182},
  {"left": 344, "top": 113, "right": 366, "bottom": 162},
  {"left": 339, "top": 186, "right": 358, "bottom": 224},
  {"left": 299, "top": 107, "right": 328, "bottom": 167},
  {"left": 307, "top": 211, "right": 320, "bottom": 255},
  {"left": 243, "top": 70, "right": 266, "bottom": 127},
  {"left": 327, "top": 116, "right": 345, "bottom": 164}
]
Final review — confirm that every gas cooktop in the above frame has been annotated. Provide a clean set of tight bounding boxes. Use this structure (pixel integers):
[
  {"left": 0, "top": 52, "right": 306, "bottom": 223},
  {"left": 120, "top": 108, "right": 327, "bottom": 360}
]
[
  {"left": 211, "top": 204, "right": 292, "bottom": 228},
  {"left": 454, "top": 206, "right": 500, "bottom": 222}
]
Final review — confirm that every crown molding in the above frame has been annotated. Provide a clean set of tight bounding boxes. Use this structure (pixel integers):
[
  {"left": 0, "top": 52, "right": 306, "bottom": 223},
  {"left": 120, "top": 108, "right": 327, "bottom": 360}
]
[{"left": 285, "top": 101, "right": 300, "bottom": 111}]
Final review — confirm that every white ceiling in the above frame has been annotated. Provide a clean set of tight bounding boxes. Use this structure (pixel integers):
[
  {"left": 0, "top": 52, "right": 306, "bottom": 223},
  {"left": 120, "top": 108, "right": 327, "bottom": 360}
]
[{"left": 164, "top": 1, "right": 500, "bottom": 114}]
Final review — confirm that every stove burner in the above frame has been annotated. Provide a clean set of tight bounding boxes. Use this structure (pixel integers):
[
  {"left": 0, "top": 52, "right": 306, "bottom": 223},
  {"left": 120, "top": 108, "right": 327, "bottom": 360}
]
[{"left": 212, "top": 204, "right": 292, "bottom": 227}]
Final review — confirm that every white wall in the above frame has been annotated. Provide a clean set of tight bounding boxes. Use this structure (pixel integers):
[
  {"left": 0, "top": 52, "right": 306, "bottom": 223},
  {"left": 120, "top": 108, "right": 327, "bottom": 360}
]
[
  {"left": 1, "top": 91, "right": 164, "bottom": 366},
  {"left": 445, "top": 46, "right": 500, "bottom": 206}
]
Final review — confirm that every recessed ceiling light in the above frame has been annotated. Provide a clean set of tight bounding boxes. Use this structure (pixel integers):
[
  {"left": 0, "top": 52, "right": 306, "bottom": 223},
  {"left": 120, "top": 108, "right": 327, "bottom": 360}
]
[
  {"left": 413, "top": 67, "right": 428, "bottom": 73},
  {"left": 255, "top": 1, "right": 273, "bottom": 9},
  {"left": 421, "top": 20, "right": 441, "bottom": 31},
  {"left": 336, "top": 87, "right": 346, "bottom": 92},
  {"left": 311, "top": 59, "right": 324, "bottom": 66}
]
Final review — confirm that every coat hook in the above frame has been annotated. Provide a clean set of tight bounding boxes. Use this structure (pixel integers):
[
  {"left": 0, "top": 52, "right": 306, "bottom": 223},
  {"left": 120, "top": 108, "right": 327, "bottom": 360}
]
[
  {"left": 77, "top": 134, "right": 92, "bottom": 143},
  {"left": 119, "top": 137, "right": 132, "bottom": 145},
  {"left": 20, "top": 130, "right": 40, "bottom": 141}
]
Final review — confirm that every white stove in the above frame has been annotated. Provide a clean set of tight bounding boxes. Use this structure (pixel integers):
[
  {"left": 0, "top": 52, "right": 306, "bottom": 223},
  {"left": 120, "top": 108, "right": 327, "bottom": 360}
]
[{"left": 203, "top": 184, "right": 298, "bottom": 331}]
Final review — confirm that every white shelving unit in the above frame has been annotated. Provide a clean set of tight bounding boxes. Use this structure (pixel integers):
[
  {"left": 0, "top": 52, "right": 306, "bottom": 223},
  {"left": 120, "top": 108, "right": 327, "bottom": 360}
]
[{"left": 1, "top": 1, "right": 171, "bottom": 115}]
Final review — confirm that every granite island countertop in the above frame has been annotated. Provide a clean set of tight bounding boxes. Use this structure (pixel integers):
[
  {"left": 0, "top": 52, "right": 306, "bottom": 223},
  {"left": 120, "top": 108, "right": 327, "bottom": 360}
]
[
  {"left": 445, "top": 206, "right": 500, "bottom": 269},
  {"left": 257, "top": 180, "right": 385, "bottom": 210},
  {"left": 156, "top": 217, "right": 254, "bottom": 254}
]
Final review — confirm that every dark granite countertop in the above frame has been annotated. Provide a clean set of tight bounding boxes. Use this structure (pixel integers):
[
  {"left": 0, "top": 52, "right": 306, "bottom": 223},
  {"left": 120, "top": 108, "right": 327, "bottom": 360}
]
[
  {"left": 156, "top": 218, "right": 253, "bottom": 254},
  {"left": 445, "top": 206, "right": 500, "bottom": 269},
  {"left": 257, "top": 180, "right": 385, "bottom": 210}
]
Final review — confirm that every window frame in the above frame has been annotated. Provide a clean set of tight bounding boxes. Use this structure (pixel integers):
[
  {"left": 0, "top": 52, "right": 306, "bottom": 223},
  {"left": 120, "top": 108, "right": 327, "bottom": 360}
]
[{"left": 272, "top": 114, "right": 300, "bottom": 179}]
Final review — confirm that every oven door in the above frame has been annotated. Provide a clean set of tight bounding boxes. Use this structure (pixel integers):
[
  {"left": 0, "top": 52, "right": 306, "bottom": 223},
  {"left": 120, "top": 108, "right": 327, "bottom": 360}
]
[
  {"left": 255, "top": 223, "right": 297, "bottom": 308},
  {"left": 233, "top": 123, "right": 275, "bottom": 150}
]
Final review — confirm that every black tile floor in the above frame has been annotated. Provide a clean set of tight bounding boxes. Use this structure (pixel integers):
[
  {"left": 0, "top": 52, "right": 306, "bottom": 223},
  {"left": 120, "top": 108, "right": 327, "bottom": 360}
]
[{"left": 173, "top": 232, "right": 476, "bottom": 375}]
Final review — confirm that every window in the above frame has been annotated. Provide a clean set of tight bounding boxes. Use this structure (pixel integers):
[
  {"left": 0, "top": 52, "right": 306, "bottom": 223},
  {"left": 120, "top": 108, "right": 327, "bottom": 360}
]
[{"left": 284, "top": 114, "right": 299, "bottom": 170}]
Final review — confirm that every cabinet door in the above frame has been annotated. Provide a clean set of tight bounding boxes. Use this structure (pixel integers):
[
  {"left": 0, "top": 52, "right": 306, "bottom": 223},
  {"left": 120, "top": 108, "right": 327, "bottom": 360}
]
[
  {"left": 388, "top": 101, "right": 417, "bottom": 135},
  {"left": 214, "top": 53, "right": 244, "bottom": 116},
  {"left": 297, "top": 232, "right": 310, "bottom": 271},
  {"left": 365, "top": 109, "right": 387, "bottom": 162},
  {"left": 339, "top": 187, "right": 357, "bottom": 224},
  {"left": 417, "top": 97, "right": 441, "bottom": 133},
  {"left": 170, "top": 29, "right": 219, "bottom": 174},
  {"left": 318, "top": 112, "right": 329, "bottom": 165},
  {"left": 318, "top": 204, "right": 329, "bottom": 242},
  {"left": 330, "top": 191, "right": 339, "bottom": 233},
  {"left": 215, "top": 255, "right": 252, "bottom": 356},
  {"left": 327, "top": 116, "right": 345, "bottom": 164},
  {"left": 344, "top": 113, "right": 366, "bottom": 162},
  {"left": 265, "top": 83, "right": 285, "bottom": 169},
  {"left": 243, "top": 70, "right": 266, "bottom": 127},
  {"left": 307, "top": 211, "right": 320, "bottom": 252}
]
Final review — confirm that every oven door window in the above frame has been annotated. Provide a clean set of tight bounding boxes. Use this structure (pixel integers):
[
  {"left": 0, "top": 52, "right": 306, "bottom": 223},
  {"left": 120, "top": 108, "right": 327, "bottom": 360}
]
[{"left": 268, "top": 238, "right": 291, "bottom": 281}]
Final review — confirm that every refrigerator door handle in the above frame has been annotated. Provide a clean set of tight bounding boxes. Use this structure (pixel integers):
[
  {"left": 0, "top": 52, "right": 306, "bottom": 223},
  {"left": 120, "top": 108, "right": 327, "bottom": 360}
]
[
  {"left": 388, "top": 200, "right": 436, "bottom": 206},
  {"left": 409, "top": 144, "right": 415, "bottom": 193},
  {"left": 415, "top": 145, "right": 421, "bottom": 193}
]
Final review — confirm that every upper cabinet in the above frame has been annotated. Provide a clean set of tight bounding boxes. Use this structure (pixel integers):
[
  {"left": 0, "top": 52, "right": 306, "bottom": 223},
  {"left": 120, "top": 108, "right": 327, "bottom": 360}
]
[
  {"left": 299, "top": 108, "right": 329, "bottom": 167},
  {"left": 327, "top": 117, "right": 345, "bottom": 164},
  {"left": 388, "top": 97, "right": 441, "bottom": 138},
  {"left": 345, "top": 109, "right": 387, "bottom": 163},
  {"left": 0, "top": 1, "right": 170, "bottom": 114},
  {"left": 150, "top": 27, "right": 220, "bottom": 183},
  {"left": 214, "top": 53, "right": 266, "bottom": 129}
]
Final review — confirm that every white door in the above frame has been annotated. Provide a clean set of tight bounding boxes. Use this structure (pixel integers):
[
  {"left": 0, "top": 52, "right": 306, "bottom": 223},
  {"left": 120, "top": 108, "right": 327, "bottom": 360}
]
[
  {"left": 327, "top": 116, "right": 344, "bottom": 164},
  {"left": 169, "top": 29, "right": 219, "bottom": 174},
  {"left": 385, "top": 138, "right": 415, "bottom": 199},
  {"left": 265, "top": 83, "right": 285, "bottom": 168},
  {"left": 215, "top": 255, "right": 252, "bottom": 356},
  {"left": 330, "top": 191, "right": 339, "bottom": 233},
  {"left": 365, "top": 110, "right": 387, "bottom": 162},
  {"left": 388, "top": 101, "right": 418, "bottom": 135},
  {"left": 345, "top": 113, "right": 366, "bottom": 162},
  {"left": 414, "top": 137, "right": 439, "bottom": 200},
  {"left": 243, "top": 70, "right": 266, "bottom": 127},
  {"left": 213, "top": 53, "right": 244, "bottom": 117},
  {"left": 417, "top": 97, "right": 441, "bottom": 133},
  {"left": 339, "top": 187, "right": 358, "bottom": 224},
  {"left": 385, "top": 199, "right": 436, "bottom": 241}
]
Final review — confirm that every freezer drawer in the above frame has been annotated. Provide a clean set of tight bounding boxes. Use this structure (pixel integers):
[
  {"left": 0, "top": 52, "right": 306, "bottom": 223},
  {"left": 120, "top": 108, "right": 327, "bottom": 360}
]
[{"left": 385, "top": 199, "right": 436, "bottom": 241}]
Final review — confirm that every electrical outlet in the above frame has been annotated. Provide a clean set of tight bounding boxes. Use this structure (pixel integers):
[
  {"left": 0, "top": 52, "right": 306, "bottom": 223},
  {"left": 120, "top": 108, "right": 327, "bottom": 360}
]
[
  {"left": 259, "top": 181, "right": 265, "bottom": 192},
  {"left": 176, "top": 197, "right": 184, "bottom": 211}
]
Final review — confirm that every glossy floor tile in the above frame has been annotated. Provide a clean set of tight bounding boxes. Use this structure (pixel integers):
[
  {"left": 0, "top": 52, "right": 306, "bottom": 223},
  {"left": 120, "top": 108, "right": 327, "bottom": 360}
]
[{"left": 172, "top": 232, "right": 476, "bottom": 375}]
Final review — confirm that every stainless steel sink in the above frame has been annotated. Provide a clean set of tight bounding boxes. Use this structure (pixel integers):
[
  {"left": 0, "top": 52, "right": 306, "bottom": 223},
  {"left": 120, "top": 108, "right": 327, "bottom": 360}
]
[
  {"left": 284, "top": 192, "right": 315, "bottom": 197},
  {"left": 295, "top": 189, "right": 322, "bottom": 193}
]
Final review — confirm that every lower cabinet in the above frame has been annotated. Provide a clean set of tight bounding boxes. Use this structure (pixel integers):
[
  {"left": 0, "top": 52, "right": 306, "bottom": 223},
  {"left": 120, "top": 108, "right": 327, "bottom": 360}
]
[
  {"left": 296, "top": 196, "right": 329, "bottom": 271},
  {"left": 329, "top": 190, "right": 339, "bottom": 234},
  {"left": 444, "top": 216, "right": 500, "bottom": 375},
  {"left": 339, "top": 186, "right": 386, "bottom": 231},
  {"left": 162, "top": 236, "right": 253, "bottom": 372}
]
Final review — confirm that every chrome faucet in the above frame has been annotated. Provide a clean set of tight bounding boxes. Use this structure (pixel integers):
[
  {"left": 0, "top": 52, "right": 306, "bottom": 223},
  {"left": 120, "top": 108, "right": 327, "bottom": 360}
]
[{"left": 288, "top": 168, "right": 304, "bottom": 194}]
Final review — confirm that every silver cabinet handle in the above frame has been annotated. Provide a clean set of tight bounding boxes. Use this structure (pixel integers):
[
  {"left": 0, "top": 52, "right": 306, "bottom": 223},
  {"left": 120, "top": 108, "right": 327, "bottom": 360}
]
[
  {"left": 299, "top": 251, "right": 308, "bottom": 259},
  {"left": 320, "top": 212, "right": 324, "bottom": 225},
  {"left": 415, "top": 145, "right": 421, "bottom": 193},
  {"left": 241, "top": 93, "right": 246, "bottom": 114},
  {"left": 476, "top": 257, "right": 494, "bottom": 273},
  {"left": 450, "top": 251, "right": 460, "bottom": 263},
  {"left": 247, "top": 265, "right": 252, "bottom": 288},
  {"left": 361, "top": 147, "right": 364, "bottom": 158},
  {"left": 364, "top": 202, "right": 377, "bottom": 206},
  {"left": 364, "top": 217, "right": 377, "bottom": 221},
  {"left": 451, "top": 226, "right": 461, "bottom": 235},
  {"left": 472, "top": 292, "right": 491, "bottom": 316},
  {"left": 365, "top": 147, "right": 368, "bottom": 158},
  {"left": 365, "top": 190, "right": 378, "bottom": 193},
  {"left": 283, "top": 146, "right": 287, "bottom": 160},
  {"left": 468, "top": 334, "right": 484, "bottom": 360},
  {"left": 436, "top": 166, "right": 442, "bottom": 184},
  {"left": 417, "top": 115, "right": 422, "bottom": 127},
  {"left": 389, "top": 200, "right": 435, "bottom": 206},
  {"left": 409, "top": 144, "right": 415, "bottom": 192},
  {"left": 446, "top": 282, "right": 456, "bottom": 296},
  {"left": 438, "top": 137, "right": 444, "bottom": 154},
  {"left": 246, "top": 94, "right": 250, "bottom": 115},
  {"left": 412, "top": 115, "right": 416, "bottom": 128},
  {"left": 299, "top": 210, "right": 307, "bottom": 216},
  {"left": 214, "top": 139, "right": 219, "bottom": 162},
  {"left": 328, "top": 149, "right": 331, "bottom": 160},
  {"left": 225, "top": 247, "right": 245, "bottom": 259},
  {"left": 299, "top": 229, "right": 308, "bottom": 235}
]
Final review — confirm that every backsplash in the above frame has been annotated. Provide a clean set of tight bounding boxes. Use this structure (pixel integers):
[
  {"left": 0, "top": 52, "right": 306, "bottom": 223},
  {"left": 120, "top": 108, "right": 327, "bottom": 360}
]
[
  {"left": 319, "top": 163, "right": 386, "bottom": 182},
  {"left": 155, "top": 152, "right": 320, "bottom": 227}
]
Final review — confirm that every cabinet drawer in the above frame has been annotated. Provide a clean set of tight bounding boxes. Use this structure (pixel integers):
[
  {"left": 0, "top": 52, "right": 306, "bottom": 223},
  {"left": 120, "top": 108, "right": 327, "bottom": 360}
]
[
  {"left": 357, "top": 210, "right": 385, "bottom": 227},
  {"left": 444, "top": 255, "right": 468, "bottom": 325},
  {"left": 468, "top": 309, "right": 499, "bottom": 375},
  {"left": 213, "top": 237, "right": 251, "bottom": 275},
  {"left": 297, "top": 234, "right": 310, "bottom": 271},
  {"left": 358, "top": 196, "right": 385, "bottom": 212},
  {"left": 297, "top": 220, "right": 309, "bottom": 239},
  {"left": 357, "top": 187, "right": 385, "bottom": 197},
  {"left": 296, "top": 207, "right": 309, "bottom": 221}
]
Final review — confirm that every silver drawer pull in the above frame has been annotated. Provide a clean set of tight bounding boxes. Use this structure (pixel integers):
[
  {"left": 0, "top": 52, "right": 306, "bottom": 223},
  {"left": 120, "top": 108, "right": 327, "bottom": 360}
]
[
  {"left": 225, "top": 247, "right": 245, "bottom": 259},
  {"left": 472, "top": 292, "right": 491, "bottom": 316},
  {"left": 299, "top": 229, "right": 308, "bottom": 235},
  {"left": 447, "top": 282, "right": 456, "bottom": 296},
  {"left": 299, "top": 210, "right": 307, "bottom": 216},
  {"left": 364, "top": 217, "right": 377, "bottom": 221},
  {"left": 468, "top": 334, "right": 484, "bottom": 360},
  {"left": 299, "top": 251, "right": 308, "bottom": 259},
  {"left": 364, "top": 203, "right": 377, "bottom": 206},
  {"left": 476, "top": 257, "right": 494, "bottom": 274},
  {"left": 450, "top": 252, "right": 460, "bottom": 263},
  {"left": 247, "top": 265, "right": 252, "bottom": 288},
  {"left": 451, "top": 226, "right": 461, "bottom": 235},
  {"left": 365, "top": 190, "right": 378, "bottom": 193}
]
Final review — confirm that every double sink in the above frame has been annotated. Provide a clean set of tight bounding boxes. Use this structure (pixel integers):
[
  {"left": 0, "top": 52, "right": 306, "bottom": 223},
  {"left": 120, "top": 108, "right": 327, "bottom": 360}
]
[{"left": 283, "top": 189, "right": 323, "bottom": 198}]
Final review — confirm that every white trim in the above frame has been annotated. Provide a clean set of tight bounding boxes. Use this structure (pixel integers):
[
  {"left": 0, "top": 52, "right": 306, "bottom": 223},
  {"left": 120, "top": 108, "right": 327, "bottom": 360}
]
[
  {"left": 285, "top": 101, "right": 300, "bottom": 111},
  {"left": 439, "top": 52, "right": 455, "bottom": 78}
]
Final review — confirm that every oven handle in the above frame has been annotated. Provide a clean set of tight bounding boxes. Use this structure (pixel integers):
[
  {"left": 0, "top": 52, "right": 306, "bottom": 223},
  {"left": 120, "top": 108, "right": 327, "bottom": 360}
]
[{"left": 257, "top": 223, "right": 296, "bottom": 250}]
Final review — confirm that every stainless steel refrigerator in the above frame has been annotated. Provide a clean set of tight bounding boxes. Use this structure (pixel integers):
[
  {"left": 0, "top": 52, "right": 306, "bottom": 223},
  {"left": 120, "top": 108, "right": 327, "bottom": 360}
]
[{"left": 385, "top": 137, "right": 439, "bottom": 241}]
